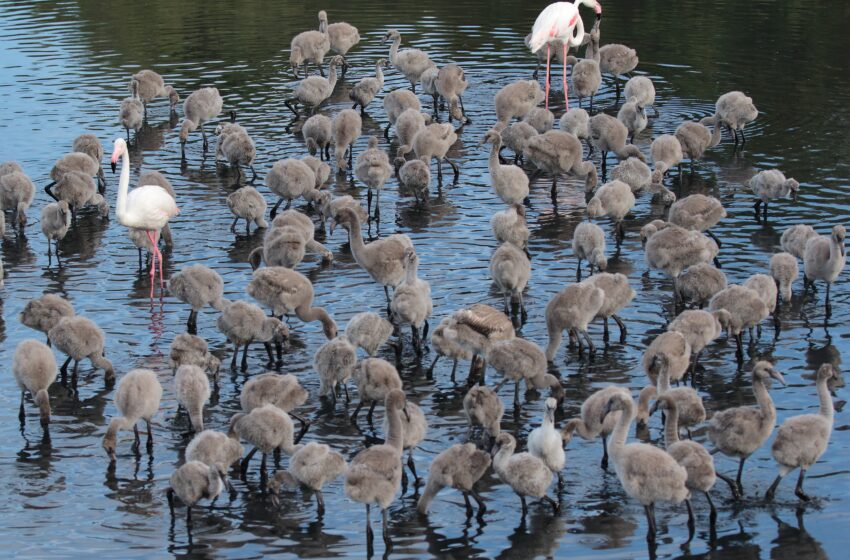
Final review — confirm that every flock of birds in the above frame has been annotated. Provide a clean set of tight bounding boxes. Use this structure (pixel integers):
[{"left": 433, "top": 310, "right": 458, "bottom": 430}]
[{"left": 3, "top": 1, "right": 847, "bottom": 554}]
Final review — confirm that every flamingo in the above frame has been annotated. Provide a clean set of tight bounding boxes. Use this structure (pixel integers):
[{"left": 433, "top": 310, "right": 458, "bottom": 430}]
[
  {"left": 528, "top": 0, "right": 602, "bottom": 111},
  {"left": 110, "top": 138, "right": 179, "bottom": 298}
]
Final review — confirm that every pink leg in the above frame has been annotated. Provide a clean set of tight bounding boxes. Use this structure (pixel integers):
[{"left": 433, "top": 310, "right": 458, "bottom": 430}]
[
  {"left": 563, "top": 43, "right": 569, "bottom": 110},
  {"left": 153, "top": 230, "right": 164, "bottom": 292},
  {"left": 146, "top": 231, "right": 157, "bottom": 299},
  {"left": 544, "top": 43, "right": 551, "bottom": 111}
]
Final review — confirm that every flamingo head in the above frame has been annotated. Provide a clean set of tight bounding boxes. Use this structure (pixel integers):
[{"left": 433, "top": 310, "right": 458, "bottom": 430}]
[
  {"left": 592, "top": 0, "right": 602, "bottom": 18},
  {"left": 110, "top": 138, "right": 127, "bottom": 173}
]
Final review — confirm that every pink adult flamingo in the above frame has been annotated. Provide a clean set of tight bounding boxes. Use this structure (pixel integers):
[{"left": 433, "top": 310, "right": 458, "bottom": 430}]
[
  {"left": 528, "top": 0, "right": 602, "bottom": 110},
  {"left": 110, "top": 138, "right": 179, "bottom": 298}
]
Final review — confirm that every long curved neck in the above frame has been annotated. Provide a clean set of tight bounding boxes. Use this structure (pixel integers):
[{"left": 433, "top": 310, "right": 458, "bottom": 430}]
[
  {"left": 542, "top": 409, "right": 555, "bottom": 430},
  {"left": 831, "top": 236, "right": 844, "bottom": 264},
  {"left": 663, "top": 405, "right": 681, "bottom": 447},
  {"left": 417, "top": 478, "right": 441, "bottom": 513},
  {"left": 385, "top": 406, "right": 405, "bottom": 452},
  {"left": 608, "top": 401, "right": 634, "bottom": 458},
  {"left": 106, "top": 416, "right": 129, "bottom": 439},
  {"left": 345, "top": 219, "right": 366, "bottom": 257},
  {"left": 753, "top": 377, "right": 776, "bottom": 422},
  {"left": 493, "top": 445, "right": 513, "bottom": 472},
  {"left": 389, "top": 36, "right": 401, "bottom": 65},
  {"left": 636, "top": 385, "right": 657, "bottom": 422},
  {"left": 568, "top": 15, "right": 586, "bottom": 48},
  {"left": 817, "top": 376, "right": 834, "bottom": 422},
  {"left": 116, "top": 148, "right": 130, "bottom": 220},
  {"left": 403, "top": 259, "right": 419, "bottom": 284},
  {"left": 488, "top": 140, "right": 501, "bottom": 172},
  {"left": 327, "top": 64, "right": 338, "bottom": 90},
  {"left": 709, "top": 117, "right": 722, "bottom": 148},
  {"left": 296, "top": 304, "right": 334, "bottom": 337},
  {"left": 375, "top": 63, "right": 384, "bottom": 85},
  {"left": 566, "top": 417, "right": 592, "bottom": 440}
]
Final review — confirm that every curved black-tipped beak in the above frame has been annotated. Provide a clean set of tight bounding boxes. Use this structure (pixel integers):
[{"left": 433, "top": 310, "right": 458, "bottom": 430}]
[{"left": 111, "top": 161, "right": 117, "bottom": 173}]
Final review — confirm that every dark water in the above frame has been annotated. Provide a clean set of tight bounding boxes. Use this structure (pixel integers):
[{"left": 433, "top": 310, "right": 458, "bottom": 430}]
[{"left": 1, "top": 0, "right": 849, "bottom": 557}]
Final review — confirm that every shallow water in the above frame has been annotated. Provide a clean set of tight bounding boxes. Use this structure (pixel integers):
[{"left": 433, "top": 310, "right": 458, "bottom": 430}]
[{"left": 1, "top": 0, "right": 849, "bottom": 558}]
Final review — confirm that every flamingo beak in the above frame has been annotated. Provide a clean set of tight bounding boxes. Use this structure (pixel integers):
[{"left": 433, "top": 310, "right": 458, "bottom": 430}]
[
  {"left": 595, "top": 2, "right": 603, "bottom": 17},
  {"left": 110, "top": 161, "right": 117, "bottom": 173}
]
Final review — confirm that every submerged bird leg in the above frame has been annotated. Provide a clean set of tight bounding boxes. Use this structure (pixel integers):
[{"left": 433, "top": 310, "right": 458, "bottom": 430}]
[
  {"left": 562, "top": 42, "right": 569, "bottom": 109},
  {"left": 365, "top": 504, "right": 374, "bottom": 557},
  {"left": 241, "top": 339, "right": 251, "bottom": 370},
  {"left": 794, "top": 468, "right": 811, "bottom": 501},
  {"left": 146, "top": 230, "right": 158, "bottom": 299},
  {"left": 290, "top": 412, "right": 311, "bottom": 443},
  {"left": 382, "top": 507, "right": 392, "bottom": 549},
  {"left": 705, "top": 491, "right": 717, "bottom": 523},
  {"left": 765, "top": 473, "right": 783, "bottom": 501},
  {"left": 427, "top": 355, "right": 440, "bottom": 378},
  {"left": 146, "top": 419, "right": 154, "bottom": 452},
  {"left": 581, "top": 329, "right": 596, "bottom": 355},
  {"left": 446, "top": 158, "right": 460, "bottom": 182},
  {"left": 240, "top": 446, "right": 259, "bottom": 478},
  {"left": 644, "top": 503, "right": 657, "bottom": 542},
  {"left": 60, "top": 355, "right": 72, "bottom": 379},
  {"left": 463, "top": 493, "right": 473, "bottom": 517},
  {"left": 716, "top": 471, "right": 741, "bottom": 500},
  {"left": 544, "top": 43, "right": 551, "bottom": 111},
  {"left": 685, "top": 499, "right": 695, "bottom": 530},
  {"left": 366, "top": 400, "right": 378, "bottom": 426},
  {"left": 612, "top": 315, "right": 627, "bottom": 341},
  {"left": 600, "top": 435, "right": 609, "bottom": 470},
  {"left": 520, "top": 494, "right": 528, "bottom": 517},
  {"left": 471, "top": 489, "right": 487, "bottom": 518},
  {"left": 230, "top": 342, "right": 239, "bottom": 369},
  {"left": 349, "top": 400, "right": 364, "bottom": 424},
  {"left": 284, "top": 99, "right": 299, "bottom": 117},
  {"left": 543, "top": 495, "right": 560, "bottom": 513},
  {"left": 407, "top": 449, "right": 420, "bottom": 484},
  {"left": 736, "top": 458, "right": 748, "bottom": 496}
]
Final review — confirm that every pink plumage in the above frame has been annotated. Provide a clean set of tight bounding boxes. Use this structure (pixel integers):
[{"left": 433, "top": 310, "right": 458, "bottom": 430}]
[{"left": 528, "top": 0, "right": 602, "bottom": 110}]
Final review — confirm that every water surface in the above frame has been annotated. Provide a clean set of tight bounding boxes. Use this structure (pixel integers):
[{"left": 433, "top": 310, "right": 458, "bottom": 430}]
[{"left": 0, "top": 0, "right": 849, "bottom": 558}]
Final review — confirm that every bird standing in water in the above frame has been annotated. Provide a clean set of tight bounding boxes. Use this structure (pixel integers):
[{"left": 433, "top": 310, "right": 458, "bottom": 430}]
[
  {"left": 110, "top": 138, "right": 180, "bottom": 298},
  {"left": 528, "top": 0, "right": 602, "bottom": 110}
]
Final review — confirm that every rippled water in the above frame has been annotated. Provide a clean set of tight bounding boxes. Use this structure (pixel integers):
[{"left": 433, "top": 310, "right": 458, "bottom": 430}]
[{"left": 1, "top": 0, "right": 848, "bottom": 558}]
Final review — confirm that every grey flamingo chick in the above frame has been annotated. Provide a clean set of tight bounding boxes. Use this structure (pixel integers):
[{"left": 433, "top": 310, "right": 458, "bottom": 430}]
[
  {"left": 168, "top": 264, "right": 227, "bottom": 334},
  {"left": 344, "top": 389, "right": 407, "bottom": 556},
  {"left": 601, "top": 391, "right": 689, "bottom": 543},
  {"left": 102, "top": 369, "right": 162, "bottom": 461},
  {"left": 12, "top": 339, "right": 57, "bottom": 429},
  {"left": 707, "top": 361, "right": 785, "bottom": 498},
  {"left": 766, "top": 364, "right": 841, "bottom": 502},
  {"left": 269, "top": 441, "right": 347, "bottom": 514},
  {"left": 240, "top": 371, "right": 310, "bottom": 441},
  {"left": 417, "top": 443, "right": 491, "bottom": 517}
]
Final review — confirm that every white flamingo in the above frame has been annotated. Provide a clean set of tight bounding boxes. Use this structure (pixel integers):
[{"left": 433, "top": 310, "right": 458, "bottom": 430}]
[
  {"left": 110, "top": 138, "right": 180, "bottom": 297},
  {"left": 528, "top": 0, "right": 602, "bottom": 110}
]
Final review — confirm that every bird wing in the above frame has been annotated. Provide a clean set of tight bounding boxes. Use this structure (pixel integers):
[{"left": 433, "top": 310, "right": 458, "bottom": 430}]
[{"left": 529, "top": 3, "right": 578, "bottom": 53}]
